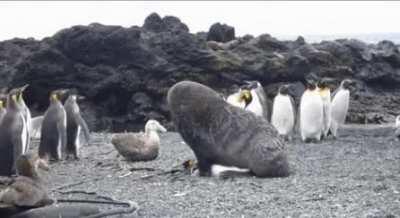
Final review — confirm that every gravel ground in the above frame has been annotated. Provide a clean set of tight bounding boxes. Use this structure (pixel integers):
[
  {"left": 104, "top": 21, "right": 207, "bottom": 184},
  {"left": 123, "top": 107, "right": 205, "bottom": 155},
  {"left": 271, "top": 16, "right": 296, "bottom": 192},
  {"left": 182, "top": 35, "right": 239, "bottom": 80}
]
[{"left": 31, "top": 125, "right": 400, "bottom": 217}]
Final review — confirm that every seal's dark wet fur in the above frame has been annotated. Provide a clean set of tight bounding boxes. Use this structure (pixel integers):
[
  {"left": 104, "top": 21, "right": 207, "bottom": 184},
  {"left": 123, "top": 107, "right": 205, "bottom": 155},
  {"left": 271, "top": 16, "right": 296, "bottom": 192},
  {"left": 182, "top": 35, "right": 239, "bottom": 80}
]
[{"left": 167, "top": 81, "right": 289, "bottom": 177}]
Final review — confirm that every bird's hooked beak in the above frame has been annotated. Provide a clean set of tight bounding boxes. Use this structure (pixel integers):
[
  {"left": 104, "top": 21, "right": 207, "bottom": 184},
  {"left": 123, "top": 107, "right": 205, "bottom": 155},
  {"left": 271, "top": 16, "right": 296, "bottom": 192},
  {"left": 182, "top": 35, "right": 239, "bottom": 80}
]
[{"left": 157, "top": 123, "right": 167, "bottom": 133}]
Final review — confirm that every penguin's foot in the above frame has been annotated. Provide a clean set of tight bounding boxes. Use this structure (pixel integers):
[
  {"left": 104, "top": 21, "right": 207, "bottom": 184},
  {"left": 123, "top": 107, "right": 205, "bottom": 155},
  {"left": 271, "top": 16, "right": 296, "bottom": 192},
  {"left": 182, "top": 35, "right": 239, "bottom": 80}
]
[
  {"left": 303, "top": 138, "right": 320, "bottom": 143},
  {"left": 303, "top": 138, "right": 312, "bottom": 143},
  {"left": 282, "top": 135, "right": 293, "bottom": 142}
]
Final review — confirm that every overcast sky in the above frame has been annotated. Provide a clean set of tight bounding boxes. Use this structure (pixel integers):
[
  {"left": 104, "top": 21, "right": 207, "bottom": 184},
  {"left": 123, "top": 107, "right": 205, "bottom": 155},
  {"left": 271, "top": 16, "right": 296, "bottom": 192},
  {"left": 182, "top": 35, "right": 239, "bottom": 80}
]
[{"left": 0, "top": 1, "right": 399, "bottom": 41}]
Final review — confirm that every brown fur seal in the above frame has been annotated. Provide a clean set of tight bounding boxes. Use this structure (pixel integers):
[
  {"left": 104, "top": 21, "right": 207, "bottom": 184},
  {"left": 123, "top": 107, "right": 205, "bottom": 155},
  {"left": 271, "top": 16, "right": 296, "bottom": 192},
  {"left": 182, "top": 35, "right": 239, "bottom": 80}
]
[{"left": 167, "top": 81, "right": 290, "bottom": 177}]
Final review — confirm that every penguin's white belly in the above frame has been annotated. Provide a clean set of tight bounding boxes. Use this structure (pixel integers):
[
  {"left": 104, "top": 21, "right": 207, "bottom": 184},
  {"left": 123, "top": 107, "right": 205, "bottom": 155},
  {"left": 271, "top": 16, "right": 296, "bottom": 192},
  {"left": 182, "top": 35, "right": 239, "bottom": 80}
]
[
  {"left": 226, "top": 93, "right": 245, "bottom": 108},
  {"left": 246, "top": 90, "right": 263, "bottom": 117},
  {"left": 271, "top": 95, "right": 294, "bottom": 135},
  {"left": 300, "top": 92, "right": 323, "bottom": 140},
  {"left": 331, "top": 90, "right": 350, "bottom": 125},
  {"left": 25, "top": 109, "right": 31, "bottom": 135},
  {"left": 57, "top": 110, "right": 67, "bottom": 159},
  {"left": 321, "top": 94, "right": 331, "bottom": 136},
  {"left": 75, "top": 126, "right": 81, "bottom": 150},
  {"left": 20, "top": 114, "right": 27, "bottom": 154}
]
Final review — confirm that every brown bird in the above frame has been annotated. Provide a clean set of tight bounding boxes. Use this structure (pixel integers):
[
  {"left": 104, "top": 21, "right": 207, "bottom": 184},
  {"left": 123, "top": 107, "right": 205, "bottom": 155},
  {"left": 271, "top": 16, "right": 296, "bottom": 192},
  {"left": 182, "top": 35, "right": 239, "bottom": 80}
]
[
  {"left": 111, "top": 120, "right": 167, "bottom": 162},
  {"left": 0, "top": 153, "right": 53, "bottom": 208}
]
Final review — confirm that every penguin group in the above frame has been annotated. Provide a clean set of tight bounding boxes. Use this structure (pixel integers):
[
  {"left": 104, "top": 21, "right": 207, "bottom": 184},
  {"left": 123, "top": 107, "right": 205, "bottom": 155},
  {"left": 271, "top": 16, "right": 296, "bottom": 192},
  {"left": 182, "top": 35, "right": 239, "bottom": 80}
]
[
  {"left": 299, "top": 76, "right": 355, "bottom": 142},
  {"left": 225, "top": 75, "right": 355, "bottom": 143},
  {"left": 0, "top": 76, "right": 355, "bottom": 183},
  {"left": 0, "top": 86, "right": 90, "bottom": 177}
]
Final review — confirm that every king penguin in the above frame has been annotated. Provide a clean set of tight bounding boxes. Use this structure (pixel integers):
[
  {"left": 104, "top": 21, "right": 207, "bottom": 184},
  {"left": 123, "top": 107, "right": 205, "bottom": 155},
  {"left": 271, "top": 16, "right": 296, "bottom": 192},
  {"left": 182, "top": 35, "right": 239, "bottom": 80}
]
[
  {"left": 317, "top": 77, "right": 335, "bottom": 139},
  {"left": 64, "top": 94, "right": 90, "bottom": 159},
  {"left": 39, "top": 89, "right": 68, "bottom": 161},
  {"left": 271, "top": 84, "right": 296, "bottom": 141},
  {"left": 300, "top": 74, "right": 324, "bottom": 142},
  {"left": 330, "top": 79, "right": 355, "bottom": 138},
  {"left": 242, "top": 81, "right": 271, "bottom": 121},
  {"left": 16, "top": 84, "right": 31, "bottom": 153},
  {"left": 226, "top": 81, "right": 271, "bottom": 120},
  {"left": 0, "top": 88, "right": 28, "bottom": 175},
  {"left": 226, "top": 88, "right": 253, "bottom": 110}
]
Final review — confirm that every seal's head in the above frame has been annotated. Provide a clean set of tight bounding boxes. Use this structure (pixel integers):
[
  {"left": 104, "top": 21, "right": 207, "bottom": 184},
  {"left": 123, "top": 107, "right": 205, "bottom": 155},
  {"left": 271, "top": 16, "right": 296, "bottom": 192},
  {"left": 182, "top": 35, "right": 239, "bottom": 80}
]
[{"left": 168, "top": 81, "right": 222, "bottom": 115}]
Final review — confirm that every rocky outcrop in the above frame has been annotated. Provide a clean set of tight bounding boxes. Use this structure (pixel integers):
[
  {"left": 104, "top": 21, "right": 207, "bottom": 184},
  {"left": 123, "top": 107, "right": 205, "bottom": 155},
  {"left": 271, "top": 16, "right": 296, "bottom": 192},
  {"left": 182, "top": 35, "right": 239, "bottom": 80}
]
[
  {"left": 1, "top": 13, "right": 400, "bottom": 131},
  {"left": 206, "top": 22, "right": 235, "bottom": 43}
]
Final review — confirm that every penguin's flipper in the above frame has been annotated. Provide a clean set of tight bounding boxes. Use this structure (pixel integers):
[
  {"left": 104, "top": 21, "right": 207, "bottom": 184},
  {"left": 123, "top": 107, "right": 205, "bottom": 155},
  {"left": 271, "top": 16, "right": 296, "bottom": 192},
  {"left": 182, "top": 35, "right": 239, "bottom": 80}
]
[
  {"left": 294, "top": 99, "right": 301, "bottom": 135},
  {"left": 255, "top": 86, "right": 271, "bottom": 121},
  {"left": 75, "top": 114, "right": 90, "bottom": 143},
  {"left": 331, "top": 87, "right": 340, "bottom": 99},
  {"left": 289, "top": 95, "right": 297, "bottom": 130}
]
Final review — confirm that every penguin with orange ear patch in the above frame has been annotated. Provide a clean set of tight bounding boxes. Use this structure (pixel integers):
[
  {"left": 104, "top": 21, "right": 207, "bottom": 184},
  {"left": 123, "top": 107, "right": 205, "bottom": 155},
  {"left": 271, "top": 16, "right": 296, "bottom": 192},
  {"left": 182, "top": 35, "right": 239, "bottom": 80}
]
[
  {"left": 317, "top": 77, "right": 335, "bottom": 139},
  {"left": 39, "top": 89, "right": 69, "bottom": 161},
  {"left": 0, "top": 88, "right": 27, "bottom": 176},
  {"left": 300, "top": 74, "right": 324, "bottom": 143}
]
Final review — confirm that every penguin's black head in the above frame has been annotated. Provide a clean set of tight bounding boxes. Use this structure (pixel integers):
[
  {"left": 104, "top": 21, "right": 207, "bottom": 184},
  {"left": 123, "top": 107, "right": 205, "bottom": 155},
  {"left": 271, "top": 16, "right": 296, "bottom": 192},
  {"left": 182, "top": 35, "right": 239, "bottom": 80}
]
[
  {"left": 278, "top": 84, "right": 290, "bottom": 95},
  {"left": 50, "top": 89, "right": 69, "bottom": 102},
  {"left": 242, "top": 81, "right": 261, "bottom": 90},
  {"left": 317, "top": 77, "right": 335, "bottom": 90},
  {"left": 15, "top": 84, "right": 29, "bottom": 103},
  {"left": 239, "top": 89, "right": 253, "bottom": 107},
  {"left": 305, "top": 78, "right": 317, "bottom": 90},
  {"left": 341, "top": 79, "right": 355, "bottom": 90},
  {"left": 304, "top": 73, "right": 319, "bottom": 90}
]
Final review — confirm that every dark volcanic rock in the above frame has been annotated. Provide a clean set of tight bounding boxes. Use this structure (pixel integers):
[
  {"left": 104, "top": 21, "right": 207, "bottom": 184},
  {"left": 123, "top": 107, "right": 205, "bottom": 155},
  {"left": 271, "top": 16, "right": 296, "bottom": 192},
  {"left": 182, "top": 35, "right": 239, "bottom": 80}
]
[
  {"left": 1, "top": 12, "right": 400, "bottom": 131},
  {"left": 206, "top": 22, "right": 235, "bottom": 43}
]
